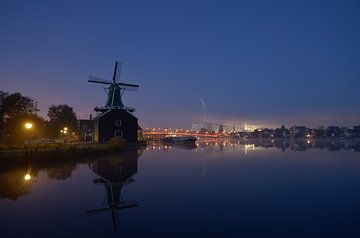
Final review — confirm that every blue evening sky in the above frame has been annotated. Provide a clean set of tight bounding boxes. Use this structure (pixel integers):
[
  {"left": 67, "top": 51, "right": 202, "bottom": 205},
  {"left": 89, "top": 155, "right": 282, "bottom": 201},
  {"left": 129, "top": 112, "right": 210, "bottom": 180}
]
[{"left": 1, "top": 0, "right": 359, "bottom": 128}]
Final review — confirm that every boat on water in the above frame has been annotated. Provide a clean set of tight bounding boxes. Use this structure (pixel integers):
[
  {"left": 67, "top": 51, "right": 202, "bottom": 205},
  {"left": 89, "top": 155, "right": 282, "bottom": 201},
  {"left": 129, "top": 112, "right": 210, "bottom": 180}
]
[{"left": 161, "top": 135, "right": 197, "bottom": 144}]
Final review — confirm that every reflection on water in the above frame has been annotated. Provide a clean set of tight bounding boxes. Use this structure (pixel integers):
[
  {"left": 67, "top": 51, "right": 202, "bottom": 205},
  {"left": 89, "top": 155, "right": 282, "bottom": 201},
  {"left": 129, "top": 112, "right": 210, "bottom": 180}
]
[
  {"left": 146, "top": 139, "right": 360, "bottom": 153},
  {"left": 0, "top": 168, "right": 37, "bottom": 200},
  {"left": 87, "top": 149, "right": 143, "bottom": 231},
  {"left": 47, "top": 164, "right": 77, "bottom": 180},
  {"left": 0, "top": 140, "right": 360, "bottom": 237},
  {"left": 0, "top": 161, "right": 78, "bottom": 201}
]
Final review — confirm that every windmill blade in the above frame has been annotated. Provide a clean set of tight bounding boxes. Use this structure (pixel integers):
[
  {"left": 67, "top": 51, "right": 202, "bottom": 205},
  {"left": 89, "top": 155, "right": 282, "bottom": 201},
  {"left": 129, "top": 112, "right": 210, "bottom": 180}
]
[
  {"left": 116, "top": 82, "right": 139, "bottom": 88},
  {"left": 86, "top": 207, "right": 111, "bottom": 215},
  {"left": 116, "top": 201, "right": 138, "bottom": 209},
  {"left": 88, "top": 76, "right": 112, "bottom": 84},
  {"left": 114, "top": 61, "right": 122, "bottom": 82},
  {"left": 117, "top": 204, "right": 138, "bottom": 209},
  {"left": 111, "top": 210, "right": 118, "bottom": 231}
]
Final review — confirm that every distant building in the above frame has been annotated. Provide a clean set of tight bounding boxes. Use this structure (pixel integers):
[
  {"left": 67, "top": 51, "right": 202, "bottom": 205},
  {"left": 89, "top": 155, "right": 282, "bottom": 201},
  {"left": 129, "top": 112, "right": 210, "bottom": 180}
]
[
  {"left": 192, "top": 122, "right": 217, "bottom": 132},
  {"left": 314, "top": 127, "right": 326, "bottom": 138},
  {"left": 326, "top": 126, "right": 342, "bottom": 138},
  {"left": 350, "top": 126, "right": 360, "bottom": 138},
  {"left": 191, "top": 121, "right": 235, "bottom": 133},
  {"left": 78, "top": 119, "right": 93, "bottom": 141},
  {"left": 290, "top": 126, "right": 308, "bottom": 138},
  {"left": 260, "top": 128, "right": 274, "bottom": 138},
  {"left": 273, "top": 125, "right": 290, "bottom": 138}
]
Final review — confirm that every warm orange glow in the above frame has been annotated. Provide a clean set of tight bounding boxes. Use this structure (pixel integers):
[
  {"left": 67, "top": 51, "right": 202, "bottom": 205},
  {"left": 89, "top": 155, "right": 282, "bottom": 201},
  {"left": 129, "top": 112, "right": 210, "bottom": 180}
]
[
  {"left": 24, "top": 122, "right": 33, "bottom": 129},
  {"left": 24, "top": 174, "right": 31, "bottom": 181}
]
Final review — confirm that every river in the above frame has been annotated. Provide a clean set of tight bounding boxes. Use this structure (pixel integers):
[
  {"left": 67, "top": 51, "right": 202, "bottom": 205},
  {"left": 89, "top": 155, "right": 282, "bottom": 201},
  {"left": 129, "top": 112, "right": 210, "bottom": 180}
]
[{"left": 0, "top": 139, "right": 360, "bottom": 237}]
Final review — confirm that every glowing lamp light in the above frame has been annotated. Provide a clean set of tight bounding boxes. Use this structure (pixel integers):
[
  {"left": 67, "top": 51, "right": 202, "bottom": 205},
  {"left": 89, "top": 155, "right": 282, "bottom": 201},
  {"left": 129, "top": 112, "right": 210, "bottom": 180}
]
[
  {"left": 24, "top": 174, "right": 31, "bottom": 181},
  {"left": 24, "top": 122, "right": 33, "bottom": 129}
]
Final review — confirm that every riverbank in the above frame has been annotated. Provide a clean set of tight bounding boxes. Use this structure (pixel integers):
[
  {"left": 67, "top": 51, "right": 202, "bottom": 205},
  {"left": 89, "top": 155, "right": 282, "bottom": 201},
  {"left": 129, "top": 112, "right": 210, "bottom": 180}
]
[{"left": 0, "top": 141, "right": 146, "bottom": 168}]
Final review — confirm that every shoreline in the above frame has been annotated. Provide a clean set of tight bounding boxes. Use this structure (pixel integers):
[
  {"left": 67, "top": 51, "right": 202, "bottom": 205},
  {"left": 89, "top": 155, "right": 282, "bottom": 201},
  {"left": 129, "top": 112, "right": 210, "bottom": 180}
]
[{"left": 0, "top": 142, "right": 146, "bottom": 168}]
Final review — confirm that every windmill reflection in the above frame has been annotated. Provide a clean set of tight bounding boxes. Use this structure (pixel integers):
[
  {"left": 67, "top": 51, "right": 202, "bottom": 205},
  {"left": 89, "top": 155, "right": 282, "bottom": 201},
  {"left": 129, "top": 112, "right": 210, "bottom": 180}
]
[{"left": 87, "top": 149, "right": 143, "bottom": 231}]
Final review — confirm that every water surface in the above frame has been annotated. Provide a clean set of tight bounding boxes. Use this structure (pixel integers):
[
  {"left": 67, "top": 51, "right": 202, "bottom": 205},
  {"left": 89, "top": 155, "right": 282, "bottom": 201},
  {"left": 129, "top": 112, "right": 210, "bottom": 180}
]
[{"left": 1, "top": 139, "right": 360, "bottom": 237}]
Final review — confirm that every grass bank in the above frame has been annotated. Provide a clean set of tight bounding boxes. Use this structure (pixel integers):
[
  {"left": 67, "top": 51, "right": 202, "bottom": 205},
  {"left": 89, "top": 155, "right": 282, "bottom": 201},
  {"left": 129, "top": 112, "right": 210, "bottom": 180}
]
[{"left": 0, "top": 140, "right": 146, "bottom": 168}]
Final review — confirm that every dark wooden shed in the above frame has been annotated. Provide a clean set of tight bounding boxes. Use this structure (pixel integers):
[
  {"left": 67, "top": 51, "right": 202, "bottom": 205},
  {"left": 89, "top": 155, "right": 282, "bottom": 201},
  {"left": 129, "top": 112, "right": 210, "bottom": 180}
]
[{"left": 93, "top": 109, "right": 138, "bottom": 143}]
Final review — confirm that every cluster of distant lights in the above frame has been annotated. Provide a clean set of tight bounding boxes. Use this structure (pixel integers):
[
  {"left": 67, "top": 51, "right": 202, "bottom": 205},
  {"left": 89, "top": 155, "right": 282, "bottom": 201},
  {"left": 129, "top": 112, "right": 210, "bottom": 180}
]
[
  {"left": 146, "top": 128, "right": 193, "bottom": 133},
  {"left": 144, "top": 126, "right": 260, "bottom": 135},
  {"left": 146, "top": 145, "right": 173, "bottom": 151},
  {"left": 145, "top": 140, "right": 257, "bottom": 152},
  {"left": 60, "top": 127, "right": 68, "bottom": 134}
]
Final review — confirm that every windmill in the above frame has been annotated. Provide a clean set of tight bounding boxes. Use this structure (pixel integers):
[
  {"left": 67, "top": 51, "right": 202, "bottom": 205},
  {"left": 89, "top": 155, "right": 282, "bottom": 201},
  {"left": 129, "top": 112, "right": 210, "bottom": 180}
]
[
  {"left": 88, "top": 61, "right": 139, "bottom": 113},
  {"left": 86, "top": 150, "right": 142, "bottom": 231},
  {"left": 86, "top": 178, "right": 138, "bottom": 231}
]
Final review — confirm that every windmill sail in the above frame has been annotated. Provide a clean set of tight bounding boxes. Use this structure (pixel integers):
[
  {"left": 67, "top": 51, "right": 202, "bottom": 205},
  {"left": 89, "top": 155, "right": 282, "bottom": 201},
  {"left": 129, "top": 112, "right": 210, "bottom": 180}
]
[
  {"left": 88, "top": 76, "right": 112, "bottom": 84},
  {"left": 88, "top": 61, "right": 139, "bottom": 112},
  {"left": 114, "top": 61, "right": 122, "bottom": 82}
]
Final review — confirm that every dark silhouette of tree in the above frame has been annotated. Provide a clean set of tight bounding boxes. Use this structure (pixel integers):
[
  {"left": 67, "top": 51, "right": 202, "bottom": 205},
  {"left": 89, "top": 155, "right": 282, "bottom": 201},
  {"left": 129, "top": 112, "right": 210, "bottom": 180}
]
[
  {"left": 47, "top": 104, "right": 77, "bottom": 138},
  {"left": 0, "top": 91, "right": 40, "bottom": 143},
  {"left": 0, "top": 92, "right": 34, "bottom": 119},
  {"left": 6, "top": 114, "right": 46, "bottom": 143}
]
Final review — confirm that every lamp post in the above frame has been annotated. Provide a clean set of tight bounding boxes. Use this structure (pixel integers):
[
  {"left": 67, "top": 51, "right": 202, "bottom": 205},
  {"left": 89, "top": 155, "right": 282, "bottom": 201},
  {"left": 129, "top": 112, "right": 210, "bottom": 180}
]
[
  {"left": 24, "top": 174, "right": 31, "bottom": 181},
  {"left": 24, "top": 122, "right": 33, "bottom": 129},
  {"left": 24, "top": 122, "right": 33, "bottom": 143}
]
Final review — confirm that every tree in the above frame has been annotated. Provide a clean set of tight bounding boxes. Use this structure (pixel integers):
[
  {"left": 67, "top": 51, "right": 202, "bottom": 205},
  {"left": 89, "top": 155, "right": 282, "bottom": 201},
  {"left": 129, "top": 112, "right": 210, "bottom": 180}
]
[
  {"left": 0, "top": 91, "right": 9, "bottom": 130},
  {"left": 47, "top": 104, "right": 77, "bottom": 138},
  {"left": 0, "top": 92, "right": 34, "bottom": 120},
  {"left": 0, "top": 91, "right": 38, "bottom": 143}
]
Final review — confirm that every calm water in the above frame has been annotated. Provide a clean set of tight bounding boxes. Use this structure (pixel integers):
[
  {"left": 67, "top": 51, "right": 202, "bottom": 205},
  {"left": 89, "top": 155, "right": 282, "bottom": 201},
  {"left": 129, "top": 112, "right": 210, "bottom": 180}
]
[{"left": 1, "top": 139, "right": 360, "bottom": 238}]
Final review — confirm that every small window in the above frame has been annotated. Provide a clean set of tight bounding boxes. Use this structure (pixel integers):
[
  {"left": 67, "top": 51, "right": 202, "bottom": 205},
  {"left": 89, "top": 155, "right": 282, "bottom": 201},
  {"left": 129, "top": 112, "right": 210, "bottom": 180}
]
[
  {"left": 115, "top": 130, "right": 123, "bottom": 137},
  {"left": 116, "top": 120, "right": 122, "bottom": 126},
  {"left": 82, "top": 125, "right": 87, "bottom": 131}
]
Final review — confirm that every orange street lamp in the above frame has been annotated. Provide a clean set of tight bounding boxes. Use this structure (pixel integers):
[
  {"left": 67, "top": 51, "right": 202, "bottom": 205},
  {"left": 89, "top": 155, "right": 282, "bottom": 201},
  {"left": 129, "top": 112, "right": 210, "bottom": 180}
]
[
  {"left": 24, "top": 122, "right": 33, "bottom": 129},
  {"left": 24, "top": 174, "right": 31, "bottom": 181}
]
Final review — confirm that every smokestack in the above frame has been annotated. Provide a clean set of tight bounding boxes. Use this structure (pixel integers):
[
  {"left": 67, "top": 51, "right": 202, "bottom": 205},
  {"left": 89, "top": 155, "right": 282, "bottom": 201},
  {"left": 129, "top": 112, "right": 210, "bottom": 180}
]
[{"left": 90, "top": 114, "right": 92, "bottom": 121}]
